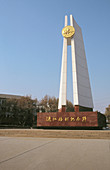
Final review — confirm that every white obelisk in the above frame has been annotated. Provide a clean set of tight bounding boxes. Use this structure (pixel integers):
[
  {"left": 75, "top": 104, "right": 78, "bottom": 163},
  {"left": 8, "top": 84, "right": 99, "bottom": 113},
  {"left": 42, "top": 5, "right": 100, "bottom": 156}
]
[
  {"left": 58, "top": 15, "right": 93, "bottom": 112},
  {"left": 58, "top": 16, "right": 68, "bottom": 112}
]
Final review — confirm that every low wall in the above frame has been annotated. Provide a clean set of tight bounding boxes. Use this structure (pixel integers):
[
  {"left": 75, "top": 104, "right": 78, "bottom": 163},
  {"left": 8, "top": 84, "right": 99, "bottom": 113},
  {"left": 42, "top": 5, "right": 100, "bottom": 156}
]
[{"left": 37, "top": 111, "right": 106, "bottom": 128}]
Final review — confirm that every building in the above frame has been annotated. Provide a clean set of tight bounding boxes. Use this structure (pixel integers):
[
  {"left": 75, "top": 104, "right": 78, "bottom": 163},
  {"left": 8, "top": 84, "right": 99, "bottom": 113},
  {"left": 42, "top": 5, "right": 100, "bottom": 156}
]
[{"left": 0, "top": 94, "right": 22, "bottom": 105}]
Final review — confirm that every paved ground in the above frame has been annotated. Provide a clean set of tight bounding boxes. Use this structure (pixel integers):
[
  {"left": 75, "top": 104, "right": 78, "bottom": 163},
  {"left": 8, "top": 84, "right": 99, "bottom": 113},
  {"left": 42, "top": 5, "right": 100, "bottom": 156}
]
[{"left": 0, "top": 137, "right": 110, "bottom": 170}]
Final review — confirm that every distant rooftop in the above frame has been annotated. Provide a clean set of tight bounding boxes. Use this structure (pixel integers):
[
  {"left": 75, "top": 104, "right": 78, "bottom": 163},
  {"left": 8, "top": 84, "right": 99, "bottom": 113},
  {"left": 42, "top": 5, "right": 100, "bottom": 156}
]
[{"left": 0, "top": 94, "right": 22, "bottom": 99}]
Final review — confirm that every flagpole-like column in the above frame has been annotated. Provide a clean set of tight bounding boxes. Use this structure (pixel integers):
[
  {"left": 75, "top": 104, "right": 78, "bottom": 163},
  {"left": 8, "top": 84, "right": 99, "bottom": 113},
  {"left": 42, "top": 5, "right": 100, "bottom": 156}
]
[
  {"left": 70, "top": 15, "right": 79, "bottom": 111},
  {"left": 58, "top": 16, "right": 68, "bottom": 112}
]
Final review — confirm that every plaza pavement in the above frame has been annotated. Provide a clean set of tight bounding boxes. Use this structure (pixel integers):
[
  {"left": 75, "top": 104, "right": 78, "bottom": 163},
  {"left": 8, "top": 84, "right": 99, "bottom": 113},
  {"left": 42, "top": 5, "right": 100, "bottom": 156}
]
[{"left": 0, "top": 136, "right": 110, "bottom": 170}]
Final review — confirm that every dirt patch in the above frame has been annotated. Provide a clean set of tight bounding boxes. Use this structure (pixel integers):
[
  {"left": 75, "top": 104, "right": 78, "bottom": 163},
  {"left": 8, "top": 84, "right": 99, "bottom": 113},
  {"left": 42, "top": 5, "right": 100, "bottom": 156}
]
[{"left": 0, "top": 129, "right": 110, "bottom": 139}]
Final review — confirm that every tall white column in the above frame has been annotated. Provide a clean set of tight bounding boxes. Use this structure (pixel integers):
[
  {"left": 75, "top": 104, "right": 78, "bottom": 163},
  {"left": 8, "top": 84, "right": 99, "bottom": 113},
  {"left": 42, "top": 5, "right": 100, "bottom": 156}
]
[
  {"left": 58, "top": 16, "right": 68, "bottom": 111},
  {"left": 70, "top": 15, "right": 79, "bottom": 106}
]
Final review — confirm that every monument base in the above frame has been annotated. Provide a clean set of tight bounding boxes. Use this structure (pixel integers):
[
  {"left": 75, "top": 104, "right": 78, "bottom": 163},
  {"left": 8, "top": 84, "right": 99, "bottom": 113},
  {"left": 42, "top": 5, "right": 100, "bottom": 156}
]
[{"left": 37, "top": 111, "right": 106, "bottom": 129}]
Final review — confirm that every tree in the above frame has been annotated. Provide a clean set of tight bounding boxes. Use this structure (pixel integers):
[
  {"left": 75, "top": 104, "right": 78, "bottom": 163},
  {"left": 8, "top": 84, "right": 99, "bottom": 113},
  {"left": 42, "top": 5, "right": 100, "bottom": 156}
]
[
  {"left": 40, "top": 95, "right": 58, "bottom": 112},
  {"left": 39, "top": 95, "right": 74, "bottom": 112},
  {"left": 0, "top": 94, "right": 75, "bottom": 127},
  {"left": 0, "top": 96, "right": 38, "bottom": 127},
  {"left": 66, "top": 100, "right": 74, "bottom": 112},
  {"left": 105, "top": 105, "right": 110, "bottom": 123}
]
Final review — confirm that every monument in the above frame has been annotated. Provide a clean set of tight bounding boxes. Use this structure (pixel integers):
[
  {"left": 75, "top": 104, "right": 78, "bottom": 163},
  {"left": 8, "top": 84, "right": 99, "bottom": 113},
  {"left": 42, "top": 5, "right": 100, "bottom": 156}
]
[
  {"left": 37, "top": 15, "right": 106, "bottom": 129},
  {"left": 58, "top": 15, "right": 93, "bottom": 113}
]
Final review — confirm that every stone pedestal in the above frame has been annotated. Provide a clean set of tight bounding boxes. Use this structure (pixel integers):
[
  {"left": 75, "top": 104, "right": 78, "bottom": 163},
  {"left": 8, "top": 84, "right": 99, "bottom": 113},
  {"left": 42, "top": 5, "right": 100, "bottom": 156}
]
[{"left": 58, "top": 106, "right": 66, "bottom": 112}]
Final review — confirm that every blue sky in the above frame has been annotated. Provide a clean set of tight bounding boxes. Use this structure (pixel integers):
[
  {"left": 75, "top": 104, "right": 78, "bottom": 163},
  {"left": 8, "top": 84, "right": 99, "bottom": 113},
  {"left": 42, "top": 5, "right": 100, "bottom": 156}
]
[{"left": 0, "top": 0, "right": 110, "bottom": 113}]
